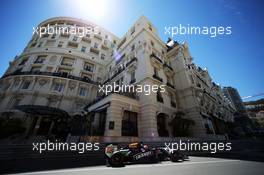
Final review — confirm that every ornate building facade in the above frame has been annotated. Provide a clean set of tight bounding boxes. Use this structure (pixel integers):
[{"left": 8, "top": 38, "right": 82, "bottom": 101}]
[{"left": 0, "top": 16, "right": 235, "bottom": 142}]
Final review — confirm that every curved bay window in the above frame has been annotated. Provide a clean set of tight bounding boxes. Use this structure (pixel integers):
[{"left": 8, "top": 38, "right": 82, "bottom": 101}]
[{"left": 122, "top": 111, "right": 138, "bottom": 136}]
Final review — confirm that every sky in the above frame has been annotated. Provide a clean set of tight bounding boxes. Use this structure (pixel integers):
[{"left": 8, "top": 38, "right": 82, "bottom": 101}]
[{"left": 0, "top": 0, "right": 263, "bottom": 101}]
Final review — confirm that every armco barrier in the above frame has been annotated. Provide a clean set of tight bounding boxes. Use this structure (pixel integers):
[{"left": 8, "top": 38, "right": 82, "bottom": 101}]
[{"left": 0, "top": 139, "right": 263, "bottom": 173}]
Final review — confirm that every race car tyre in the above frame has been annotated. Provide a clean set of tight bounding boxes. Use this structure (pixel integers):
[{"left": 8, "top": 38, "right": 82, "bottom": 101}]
[
  {"left": 110, "top": 153, "right": 124, "bottom": 167},
  {"left": 170, "top": 152, "right": 180, "bottom": 162}
]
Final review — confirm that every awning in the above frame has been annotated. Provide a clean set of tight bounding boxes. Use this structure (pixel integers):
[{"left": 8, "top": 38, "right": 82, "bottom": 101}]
[
  {"left": 15, "top": 105, "right": 69, "bottom": 118},
  {"left": 90, "top": 103, "right": 110, "bottom": 113}
]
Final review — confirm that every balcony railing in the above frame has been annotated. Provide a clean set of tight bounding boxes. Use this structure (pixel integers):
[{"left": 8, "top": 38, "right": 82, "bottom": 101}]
[
  {"left": 111, "top": 67, "right": 125, "bottom": 80},
  {"left": 130, "top": 78, "right": 136, "bottom": 84},
  {"left": 1, "top": 71, "right": 99, "bottom": 85},
  {"left": 34, "top": 60, "right": 45, "bottom": 64},
  {"left": 166, "top": 82, "right": 175, "bottom": 89},
  {"left": 150, "top": 53, "right": 163, "bottom": 64},
  {"left": 153, "top": 74, "right": 163, "bottom": 82},
  {"left": 126, "top": 57, "right": 138, "bottom": 67},
  {"left": 103, "top": 57, "right": 138, "bottom": 84},
  {"left": 163, "top": 63, "right": 173, "bottom": 71},
  {"left": 90, "top": 47, "right": 100, "bottom": 55},
  {"left": 61, "top": 62, "right": 73, "bottom": 67}
]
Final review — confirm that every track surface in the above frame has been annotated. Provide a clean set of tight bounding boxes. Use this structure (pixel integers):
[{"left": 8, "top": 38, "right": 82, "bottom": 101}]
[{"left": 16, "top": 156, "right": 263, "bottom": 175}]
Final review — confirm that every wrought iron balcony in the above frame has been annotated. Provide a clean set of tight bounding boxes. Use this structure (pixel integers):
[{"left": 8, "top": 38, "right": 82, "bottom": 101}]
[
  {"left": 153, "top": 74, "right": 163, "bottom": 82},
  {"left": 126, "top": 57, "right": 138, "bottom": 67},
  {"left": 130, "top": 78, "right": 136, "bottom": 84},
  {"left": 1, "top": 71, "right": 99, "bottom": 85},
  {"left": 163, "top": 63, "right": 173, "bottom": 71},
  {"left": 166, "top": 82, "right": 175, "bottom": 89},
  {"left": 150, "top": 53, "right": 163, "bottom": 64}
]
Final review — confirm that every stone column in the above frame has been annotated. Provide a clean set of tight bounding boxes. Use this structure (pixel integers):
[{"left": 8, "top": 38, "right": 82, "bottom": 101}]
[
  {"left": 139, "top": 103, "right": 158, "bottom": 140},
  {"left": 104, "top": 101, "right": 122, "bottom": 137}
]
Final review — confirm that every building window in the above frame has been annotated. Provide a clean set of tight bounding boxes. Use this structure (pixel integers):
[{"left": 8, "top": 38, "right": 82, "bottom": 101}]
[
  {"left": 94, "top": 42, "right": 98, "bottom": 49},
  {"left": 101, "top": 53, "right": 105, "bottom": 60},
  {"left": 34, "top": 55, "right": 46, "bottom": 64},
  {"left": 51, "top": 34, "right": 56, "bottom": 39},
  {"left": 72, "top": 36, "right": 78, "bottom": 42},
  {"left": 122, "top": 111, "right": 138, "bottom": 136},
  {"left": 150, "top": 40, "right": 154, "bottom": 47},
  {"left": 67, "top": 41, "right": 78, "bottom": 48},
  {"left": 157, "top": 114, "right": 169, "bottom": 137},
  {"left": 53, "top": 82, "right": 64, "bottom": 92},
  {"left": 19, "top": 58, "right": 28, "bottom": 66},
  {"left": 154, "top": 67, "right": 158, "bottom": 76},
  {"left": 157, "top": 88, "right": 163, "bottom": 103},
  {"left": 130, "top": 26, "right": 135, "bottom": 35},
  {"left": 203, "top": 117, "right": 215, "bottom": 134},
  {"left": 131, "top": 44, "right": 135, "bottom": 51},
  {"left": 21, "top": 80, "right": 31, "bottom": 89},
  {"left": 37, "top": 42, "right": 43, "bottom": 47},
  {"left": 58, "top": 68, "right": 70, "bottom": 77},
  {"left": 84, "top": 62, "right": 94, "bottom": 72},
  {"left": 109, "top": 121, "right": 115, "bottom": 130},
  {"left": 30, "top": 66, "right": 41, "bottom": 72},
  {"left": 79, "top": 87, "right": 87, "bottom": 96},
  {"left": 58, "top": 41, "right": 64, "bottom": 48},
  {"left": 81, "top": 46, "right": 86, "bottom": 53},
  {"left": 61, "top": 57, "right": 74, "bottom": 66},
  {"left": 130, "top": 70, "right": 135, "bottom": 83}
]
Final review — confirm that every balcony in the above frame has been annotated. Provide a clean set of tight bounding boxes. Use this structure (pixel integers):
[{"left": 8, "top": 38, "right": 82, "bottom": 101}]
[
  {"left": 130, "top": 78, "right": 136, "bottom": 84},
  {"left": 150, "top": 53, "right": 163, "bottom": 64},
  {"left": 67, "top": 41, "right": 78, "bottom": 48},
  {"left": 153, "top": 74, "right": 163, "bottom": 82},
  {"left": 34, "top": 60, "right": 45, "bottom": 64},
  {"left": 82, "top": 37, "right": 91, "bottom": 43},
  {"left": 101, "top": 44, "right": 109, "bottom": 50},
  {"left": 111, "top": 66, "right": 125, "bottom": 80},
  {"left": 163, "top": 63, "right": 173, "bottom": 71},
  {"left": 166, "top": 82, "right": 175, "bottom": 89},
  {"left": 90, "top": 47, "right": 100, "bottom": 55},
  {"left": 61, "top": 62, "right": 73, "bottom": 67},
  {"left": 1, "top": 71, "right": 99, "bottom": 85},
  {"left": 83, "top": 66, "right": 94, "bottom": 72},
  {"left": 126, "top": 57, "right": 138, "bottom": 67},
  {"left": 94, "top": 34, "right": 102, "bottom": 40}
]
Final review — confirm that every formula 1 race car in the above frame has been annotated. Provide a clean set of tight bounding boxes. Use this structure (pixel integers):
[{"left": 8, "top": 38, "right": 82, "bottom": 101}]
[{"left": 105, "top": 142, "right": 189, "bottom": 167}]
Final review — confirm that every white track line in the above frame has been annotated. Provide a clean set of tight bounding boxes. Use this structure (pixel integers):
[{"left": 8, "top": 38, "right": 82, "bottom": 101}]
[{"left": 17, "top": 159, "right": 240, "bottom": 175}]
